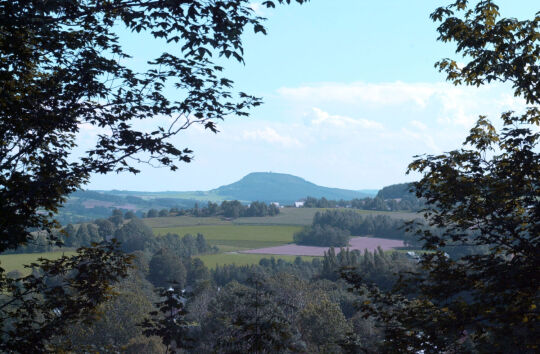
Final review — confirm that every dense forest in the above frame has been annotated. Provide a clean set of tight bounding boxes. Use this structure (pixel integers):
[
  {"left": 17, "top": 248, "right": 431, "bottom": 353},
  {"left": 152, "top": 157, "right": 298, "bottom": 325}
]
[{"left": 51, "top": 239, "right": 417, "bottom": 352}]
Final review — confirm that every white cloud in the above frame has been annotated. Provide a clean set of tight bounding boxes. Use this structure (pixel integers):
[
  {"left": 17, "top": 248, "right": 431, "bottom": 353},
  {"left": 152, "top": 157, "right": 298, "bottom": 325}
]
[
  {"left": 242, "top": 127, "right": 302, "bottom": 147},
  {"left": 278, "top": 81, "right": 439, "bottom": 107},
  {"left": 310, "top": 107, "right": 383, "bottom": 129},
  {"left": 277, "top": 81, "right": 527, "bottom": 128},
  {"left": 76, "top": 122, "right": 108, "bottom": 147}
]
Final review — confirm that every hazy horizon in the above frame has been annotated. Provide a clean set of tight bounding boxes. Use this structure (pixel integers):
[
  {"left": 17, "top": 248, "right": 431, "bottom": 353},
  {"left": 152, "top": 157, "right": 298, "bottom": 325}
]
[{"left": 86, "top": 171, "right": 383, "bottom": 193}]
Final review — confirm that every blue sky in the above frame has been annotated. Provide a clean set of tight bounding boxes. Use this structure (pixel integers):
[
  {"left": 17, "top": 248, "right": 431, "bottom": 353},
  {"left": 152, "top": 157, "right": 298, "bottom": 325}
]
[{"left": 86, "top": 0, "right": 536, "bottom": 191}]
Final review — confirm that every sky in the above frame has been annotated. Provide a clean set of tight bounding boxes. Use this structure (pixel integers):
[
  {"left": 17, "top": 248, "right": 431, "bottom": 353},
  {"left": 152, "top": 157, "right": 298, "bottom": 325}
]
[{"left": 86, "top": 0, "right": 536, "bottom": 192}]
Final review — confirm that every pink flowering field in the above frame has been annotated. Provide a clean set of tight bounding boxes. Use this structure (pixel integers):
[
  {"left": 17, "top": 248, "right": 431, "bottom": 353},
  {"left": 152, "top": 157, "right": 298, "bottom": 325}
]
[{"left": 240, "top": 236, "right": 405, "bottom": 257}]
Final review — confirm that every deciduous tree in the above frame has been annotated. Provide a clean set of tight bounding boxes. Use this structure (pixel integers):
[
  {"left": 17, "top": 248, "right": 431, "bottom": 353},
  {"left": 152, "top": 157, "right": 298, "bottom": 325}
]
[
  {"left": 0, "top": 0, "right": 306, "bottom": 252},
  {"left": 344, "top": 1, "right": 540, "bottom": 352},
  {"left": 0, "top": 0, "right": 307, "bottom": 349}
]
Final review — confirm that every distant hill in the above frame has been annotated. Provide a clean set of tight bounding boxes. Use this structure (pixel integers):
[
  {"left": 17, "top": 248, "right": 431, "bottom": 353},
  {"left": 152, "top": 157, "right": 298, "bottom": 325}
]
[
  {"left": 60, "top": 172, "right": 378, "bottom": 223},
  {"left": 211, "top": 172, "right": 370, "bottom": 204},
  {"left": 58, "top": 190, "right": 200, "bottom": 224},
  {"left": 376, "top": 183, "right": 415, "bottom": 200}
]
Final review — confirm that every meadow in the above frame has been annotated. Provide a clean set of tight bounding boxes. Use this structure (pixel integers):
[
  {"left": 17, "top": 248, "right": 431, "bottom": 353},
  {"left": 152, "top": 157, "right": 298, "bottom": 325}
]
[
  {"left": 144, "top": 207, "right": 322, "bottom": 228},
  {"left": 144, "top": 215, "right": 230, "bottom": 228},
  {"left": 152, "top": 224, "right": 302, "bottom": 250},
  {"left": 0, "top": 250, "right": 77, "bottom": 275}
]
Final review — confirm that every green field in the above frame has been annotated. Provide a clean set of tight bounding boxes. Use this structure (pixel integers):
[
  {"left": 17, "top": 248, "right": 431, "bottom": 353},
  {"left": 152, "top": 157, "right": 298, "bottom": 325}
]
[
  {"left": 0, "top": 250, "right": 77, "bottom": 275},
  {"left": 146, "top": 207, "right": 419, "bottom": 229},
  {"left": 145, "top": 208, "right": 318, "bottom": 228},
  {"left": 235, "top": 207, "right": 419, "bottom": 225},
  {"left": 152, "top": 224, "right": 302, "bottom": 250},
  {"left": 145, "top": 215, "right": 229, "bottom": 228},
  {"left": 234, "top": 208, "right": 321, "bottom": 226},
  {"left": 195, "top": 253, "right": 315, "bottom": 269}
]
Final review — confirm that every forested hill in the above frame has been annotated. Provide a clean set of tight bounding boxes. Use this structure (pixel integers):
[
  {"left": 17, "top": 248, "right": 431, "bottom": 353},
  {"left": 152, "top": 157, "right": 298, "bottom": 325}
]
[
  {"left": 376, "top": 183, "right": 415, "bottom": 200},
  {"left": 211, "top": 172, "right": 370, "bottom": 203}
]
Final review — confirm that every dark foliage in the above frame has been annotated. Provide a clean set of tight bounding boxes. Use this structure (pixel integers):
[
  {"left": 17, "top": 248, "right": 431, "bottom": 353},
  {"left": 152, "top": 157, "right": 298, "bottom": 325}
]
[
  {"left": 141, "top": 287, "right": 195, "bottom": 353},
  {"left": 160, "top": 200, "right": 281, "bottom": 219},
  {"left": 294, "top": 224, "right": 351, "bottom": 247},
  {"left": 148, "top": 249, "right": 187, "bottom": 289},
  {"left": 114, "top": 219, "right": 155, "bottom": 253}
]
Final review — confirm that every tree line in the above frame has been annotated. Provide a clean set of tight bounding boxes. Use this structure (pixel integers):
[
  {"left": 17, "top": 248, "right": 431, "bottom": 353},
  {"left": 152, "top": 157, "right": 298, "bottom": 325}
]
[
  {"left": 144, "top": 200, "right": 280, "bottom": 219},
  {"left": 301, "top": 185, "right": 425, "bottom": 212},
  {"left": 293, "top": 209, "right": 416, "bottom": 247}
]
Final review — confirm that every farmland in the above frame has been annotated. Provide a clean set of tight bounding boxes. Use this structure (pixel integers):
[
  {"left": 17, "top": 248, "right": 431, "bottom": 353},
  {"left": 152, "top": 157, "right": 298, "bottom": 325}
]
[
  {"left": 144, "top": 215, "right": 230, "bottom": 228},
  {"left": 234, "top": 207, "right": 418, "bottom": 226},
  {"left": 146, "top": 207, "right": 418, "bottom": 228},
  {"left": 0, "top": 208, "right": 416, "bottom": 273},
  {"left": 145, "top": 207, "right": 416, "bottom": 268}
]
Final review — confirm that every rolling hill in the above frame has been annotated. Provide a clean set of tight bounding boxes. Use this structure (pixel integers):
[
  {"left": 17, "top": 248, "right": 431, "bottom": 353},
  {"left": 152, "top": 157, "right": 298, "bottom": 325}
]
[{"left": 210, "top": 172, "right": 371, "bottom": 203}]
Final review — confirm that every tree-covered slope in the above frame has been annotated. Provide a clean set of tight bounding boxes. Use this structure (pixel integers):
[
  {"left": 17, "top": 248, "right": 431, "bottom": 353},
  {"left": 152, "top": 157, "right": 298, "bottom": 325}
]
[
  {"left": 211, "top": 172, "right": 369, "bottom": 203},
  {"left": 375, "top": 183, "right": 414, "bottom": 200}
]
